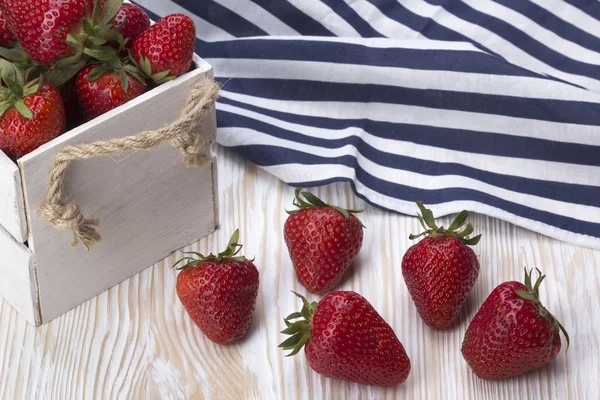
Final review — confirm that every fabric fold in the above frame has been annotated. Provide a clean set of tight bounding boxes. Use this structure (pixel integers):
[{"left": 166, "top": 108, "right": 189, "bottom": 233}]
[{"left": 136, "top": 0, "right": 600, "bottom": 249}]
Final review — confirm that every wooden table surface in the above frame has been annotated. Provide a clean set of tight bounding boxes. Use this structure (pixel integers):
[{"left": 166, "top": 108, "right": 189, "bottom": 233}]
[{"left": 0, "top": 146, "right": 598, "bottom": 400}]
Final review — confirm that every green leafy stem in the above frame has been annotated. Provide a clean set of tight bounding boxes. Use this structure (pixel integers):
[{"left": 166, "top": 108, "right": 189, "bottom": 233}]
[
  {"left": 286, "top": 187, "right": 365, "bottom": 220},
  {"left": 408, "top": 201, "right": 481, "bottom": 246},
  {"left": 172, "top": 229, "right": 248, "bottom": 270}
]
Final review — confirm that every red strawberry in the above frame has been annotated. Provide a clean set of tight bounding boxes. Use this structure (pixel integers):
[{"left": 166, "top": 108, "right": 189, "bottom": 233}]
[
  {"left": 175, "top": 230, "right": 259, "bottom": 344},
  {"left": 0, "top": 78, "right": 65, "bottom": 159},
  {"left": 111, "top": 4, "right": 150, "bottom": 51},
  {"left": 283, "top": 188, "right": 364, "bottom": 295},
  {"left": 75, "top": 63, "right": 147, "bottom": 121},
  {"left": 0, "top": 0, "right": 93, "bottom": 66},
  {"left": 0, "top": 10, "right": 15, "bottom": 47},
  {"left": 401, "top": 202, "right": 481, "bottom": 329},
  {"left": 280, "top": 291, "right": 411, "bottom": 387},
  {"left": 461, "top": 268, "right": 569, "bottom": 380},
  {"left": 132, "top": 13, "right": 195, "bottom": 84},
  {"left": 0, "top": 0, "right": 128, "bottom": 87}
]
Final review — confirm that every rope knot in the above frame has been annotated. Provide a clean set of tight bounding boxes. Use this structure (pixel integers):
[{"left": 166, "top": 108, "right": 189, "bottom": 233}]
[
  {"left": 171, "top": 133, "right": 211, "bottom": 167},
  {"left": 36, "top": 78, "right": 220, "bottom": 249},
  {"left": 36, "top": 203, "right": 101, "bottom": 250}
]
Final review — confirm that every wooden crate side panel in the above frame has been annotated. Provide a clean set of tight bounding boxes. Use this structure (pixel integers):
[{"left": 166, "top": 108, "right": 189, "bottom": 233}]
[
  {"left": 0, "top": 224, "right": 38, "bottom": 325},
  {"left": 0, "top": 151, "right": 27, "bottom": 242},
  {"left": 19, "top": 66, "right": 218, "bottom": 324}
]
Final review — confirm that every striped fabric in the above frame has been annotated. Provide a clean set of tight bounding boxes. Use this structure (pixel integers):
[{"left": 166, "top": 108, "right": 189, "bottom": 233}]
[{"left": 137, "top": 0, "right": 600, "bottom": 249}]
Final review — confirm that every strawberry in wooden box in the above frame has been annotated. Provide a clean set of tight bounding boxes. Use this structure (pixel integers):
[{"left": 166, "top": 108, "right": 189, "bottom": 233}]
[{"left": 0, "top": 1, "right": 219, "bottom": 326}]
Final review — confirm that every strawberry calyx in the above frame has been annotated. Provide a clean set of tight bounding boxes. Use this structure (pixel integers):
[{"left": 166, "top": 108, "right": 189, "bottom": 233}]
[
  {"left": 45, "top": 0, "right": 127, "bottom": 87},
  {"left": 279, "top": 291, "right": 318, "bottom": 356},
  {"left": 286, "top": 187, "right": 365, "bottom": 219},
  {"left": 514, "top": 268, "right": 570, "bottom": 350},
  {"left": 408, "top": 201, "right": 481, "bottom": 246},
  {"left": 85, "top": 60, "right": 146, "bottom": 92},
  {"left": 172, "top": 229, "right": 248, "bottom": 270},
  {"left": 129, "top": 53, "right": 176, "bottom": 85},
  {"left": 0, "top": 68, "right": 45, "bottom": 119},
  {"left": 0, "top": 43, "right": 43, "bottom": 77}
]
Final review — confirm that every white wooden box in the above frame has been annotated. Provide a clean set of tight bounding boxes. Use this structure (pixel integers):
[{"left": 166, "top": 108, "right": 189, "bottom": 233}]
[{"left": 0, "top": 56, "right": 218, "bottom": 326}]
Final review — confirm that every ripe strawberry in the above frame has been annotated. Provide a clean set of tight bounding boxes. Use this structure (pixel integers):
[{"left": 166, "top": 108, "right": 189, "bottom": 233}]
[
  {"left": 111, "top": 4, "right": 150, "bottom": 50},
  {"left": 283, "top": 188, "right": 364, "bottom": 295},
  {"left": 461, "top": 268, "right": 569, "bottom": 380},
  {"left": 0, "top": 10, "right": 15, "bottom": 47},
  {"left": 402, "top": 202, "right": 481, "bottom": 329},
  {"left": 75, "top": 63, "right": 147, "bottom": 121},
  {"left": 0, "top": 0, "right": 128, "bottom": 86},
  {"left": 280, "top": 291, "right": 411, "bottom": 387},
  {"left": 0, "top": 0, "right": 91, "bottom": 66},
  {"left": 0, "top": 78, "right": 65, "bottom": 159},
  {"left": 174, "top": 230, "right": 259, "bottom": 344},
  {"left": 132, "top": 13, "right": 195, "bottom": 84}
]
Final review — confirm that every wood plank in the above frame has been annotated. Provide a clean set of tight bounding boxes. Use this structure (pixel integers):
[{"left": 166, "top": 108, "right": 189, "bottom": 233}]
[
  {"left": 0, "top": 151, "right": 27, "bottom": 242},
  {"left": 18, "top": 59, "right": 217, "bottom": 324},
  {"left": 0, "top": 224, "right": 38, "bottom": 325},
  {"left": 0, "top": 146, "right": 597, "bottom": 399}
]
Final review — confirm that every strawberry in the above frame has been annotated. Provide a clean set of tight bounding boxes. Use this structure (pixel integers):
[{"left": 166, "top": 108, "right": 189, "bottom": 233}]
[
  {"left": 461, "top": 268, "right": 569, "bottom": 380},
  {"left": 0, "top": 10, "right": 15, "bottom": 47},
  {"left": 132, "top": 13, "right": 195, "bottom": 84},
  {"left": 401, "top": 202, "right": 481, "bottom": 329},
  {"left": 283, "top": 188, "right": 364, "bottom": 295},
  {"left": 0, "top": 77, "right": 65, "bottom": 159},
  {"left": 111, "top": 3, "right": 150, "bottom": 51},
  {"left": 0, "top": 0, "right": 128, "bottom": 85},
  {"left": 174, "top": 230, "right": 259, "bottom": 344},
  {"left": 280, "top": 291, "right": 411, "bottom": 387},
  {"left": 75, "top": 63, "right": 146, "bottom": 121},
  {"left": 0, "top": 0, "right": 91, "bottom": 66}
]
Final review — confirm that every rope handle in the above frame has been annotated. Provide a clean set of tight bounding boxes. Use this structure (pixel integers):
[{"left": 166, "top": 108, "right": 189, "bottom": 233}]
[{"left": 36, "top": 79, "right": 220, "bottom": 250}]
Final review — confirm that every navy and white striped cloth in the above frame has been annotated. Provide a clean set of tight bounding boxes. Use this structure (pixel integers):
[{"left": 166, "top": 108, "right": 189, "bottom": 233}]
[{"left": 137, "top": 0, "right": 600, "bottom": 249}]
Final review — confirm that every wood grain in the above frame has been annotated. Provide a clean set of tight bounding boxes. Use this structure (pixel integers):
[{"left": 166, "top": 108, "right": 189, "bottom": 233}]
[
  {"left": 16, "top": 56, "right": 217, "bottom": 324},
  {"left": 0, "top": 146, "right": 598, "bottom": 399},
  {"left": 0, "top": 150, "right": 27, "bottom": 242}
]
